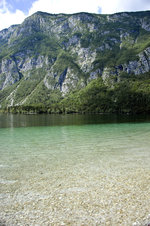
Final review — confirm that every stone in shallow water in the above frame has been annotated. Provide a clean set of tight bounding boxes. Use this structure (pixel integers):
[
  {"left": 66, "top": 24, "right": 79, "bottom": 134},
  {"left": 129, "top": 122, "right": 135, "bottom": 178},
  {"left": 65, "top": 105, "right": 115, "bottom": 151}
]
[{"left": 0, "top": 179, "right": 17, "bottom": 184}]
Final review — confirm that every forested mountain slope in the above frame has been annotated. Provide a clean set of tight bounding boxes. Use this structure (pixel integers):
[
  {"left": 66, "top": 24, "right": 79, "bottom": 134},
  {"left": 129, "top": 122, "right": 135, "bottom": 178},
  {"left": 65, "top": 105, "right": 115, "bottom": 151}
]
[{"left": 0, "top": 11, "right": 150, "bottom": 113}]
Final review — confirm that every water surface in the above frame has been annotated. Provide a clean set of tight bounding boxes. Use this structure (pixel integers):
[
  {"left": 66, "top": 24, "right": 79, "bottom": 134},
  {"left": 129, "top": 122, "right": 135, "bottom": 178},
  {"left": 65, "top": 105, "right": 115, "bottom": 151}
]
[{"left": 0, "top": 114, "right": 150, "bottom": 225}]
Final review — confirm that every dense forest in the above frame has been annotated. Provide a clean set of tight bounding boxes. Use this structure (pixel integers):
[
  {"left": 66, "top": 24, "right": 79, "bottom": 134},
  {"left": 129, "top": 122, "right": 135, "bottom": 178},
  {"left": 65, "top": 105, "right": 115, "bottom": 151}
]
[{"left": 3, "top": 74, "right": 150, "bottom": 114}]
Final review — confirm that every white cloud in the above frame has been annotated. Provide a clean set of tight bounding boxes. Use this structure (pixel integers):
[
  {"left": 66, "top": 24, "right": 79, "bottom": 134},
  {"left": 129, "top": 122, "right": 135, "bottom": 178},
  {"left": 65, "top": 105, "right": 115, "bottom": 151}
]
[
  {"left": 28, "top": 0, "right": 150, "bottom": 16},
  {"left": 28, "top": 0, "right": 101, "bottom": 16},
  {"left": 98, "top": 0, "right": 120, "bottom": 14},
  {"left": 0, "top": 0, "right": 26, "bottom": 31},
  {"left": 100, "top": 0, "right": 150, "bottom": 14},
  {"left": 0, "top": 9, "right": 26, "bottom": 30}
]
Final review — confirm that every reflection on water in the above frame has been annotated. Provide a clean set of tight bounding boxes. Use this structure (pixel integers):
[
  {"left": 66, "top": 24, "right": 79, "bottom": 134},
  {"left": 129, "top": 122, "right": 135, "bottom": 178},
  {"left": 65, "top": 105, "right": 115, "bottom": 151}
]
[
  {"left": 0, "top": 113, "right": 150, "bottom": 128},
  {"left": 0, "top": 114, "right": 150, "bottom": 225}
]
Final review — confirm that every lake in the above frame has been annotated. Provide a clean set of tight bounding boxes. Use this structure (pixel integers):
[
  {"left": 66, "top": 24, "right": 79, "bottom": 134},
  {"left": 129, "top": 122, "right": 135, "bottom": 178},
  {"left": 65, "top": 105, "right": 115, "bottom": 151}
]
[{"left": 0, "top": 114, "right": 150, "bottom": 225}]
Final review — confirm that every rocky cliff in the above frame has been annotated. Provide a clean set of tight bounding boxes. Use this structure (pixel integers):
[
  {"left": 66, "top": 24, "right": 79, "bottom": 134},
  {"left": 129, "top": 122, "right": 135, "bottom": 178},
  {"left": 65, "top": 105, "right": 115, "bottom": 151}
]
[{"left": 0, "top": 11, "right": 150, "bottom": 110}]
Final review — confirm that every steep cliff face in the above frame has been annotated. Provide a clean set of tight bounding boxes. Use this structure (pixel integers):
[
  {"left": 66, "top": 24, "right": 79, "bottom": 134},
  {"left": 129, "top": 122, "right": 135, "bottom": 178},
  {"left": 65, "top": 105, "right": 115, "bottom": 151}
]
[{"left": 0, "top": 11, "right": 150, "bottom": 108}]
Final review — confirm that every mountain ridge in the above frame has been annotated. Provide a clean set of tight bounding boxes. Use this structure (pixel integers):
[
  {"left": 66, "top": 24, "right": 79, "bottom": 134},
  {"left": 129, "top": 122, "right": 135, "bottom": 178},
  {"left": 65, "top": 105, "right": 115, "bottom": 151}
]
[{"left": 0, "top": 10, "right": 150, "bottom": 113}]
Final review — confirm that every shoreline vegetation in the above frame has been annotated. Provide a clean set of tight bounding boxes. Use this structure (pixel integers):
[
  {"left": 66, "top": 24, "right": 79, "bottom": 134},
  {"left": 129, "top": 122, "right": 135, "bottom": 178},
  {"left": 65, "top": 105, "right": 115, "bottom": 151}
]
[
  {"left": 1, "top": 78, "right": 150, "bottom": 114},
  {"left": 1, "top": 107, "right": 150, "bottom": 114}
]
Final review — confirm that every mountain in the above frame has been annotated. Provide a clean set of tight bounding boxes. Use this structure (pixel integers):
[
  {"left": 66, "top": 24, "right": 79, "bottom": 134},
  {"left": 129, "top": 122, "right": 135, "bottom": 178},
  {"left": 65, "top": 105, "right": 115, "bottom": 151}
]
[{"left": 0, "top": 11, "right": 150, "bottom": 113}]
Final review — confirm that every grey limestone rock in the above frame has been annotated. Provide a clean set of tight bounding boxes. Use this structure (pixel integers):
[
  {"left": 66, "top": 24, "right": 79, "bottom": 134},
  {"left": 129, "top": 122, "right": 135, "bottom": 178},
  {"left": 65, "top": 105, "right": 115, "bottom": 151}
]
[{"left": 0, "top": 58, "right": 21, "bottom": 89}]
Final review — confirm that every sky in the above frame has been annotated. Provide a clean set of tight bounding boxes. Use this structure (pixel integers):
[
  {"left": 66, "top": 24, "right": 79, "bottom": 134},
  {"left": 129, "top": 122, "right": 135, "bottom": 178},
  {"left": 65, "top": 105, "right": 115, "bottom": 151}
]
[{"left": 0, "top": 0, "right": 150, "bottom": 31}]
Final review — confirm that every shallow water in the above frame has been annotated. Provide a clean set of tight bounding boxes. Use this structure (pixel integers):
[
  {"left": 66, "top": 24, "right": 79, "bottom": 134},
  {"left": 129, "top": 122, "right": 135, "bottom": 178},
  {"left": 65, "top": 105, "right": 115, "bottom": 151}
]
[{"left": 0, "top": 114, "right": 150, "bottom": 225}]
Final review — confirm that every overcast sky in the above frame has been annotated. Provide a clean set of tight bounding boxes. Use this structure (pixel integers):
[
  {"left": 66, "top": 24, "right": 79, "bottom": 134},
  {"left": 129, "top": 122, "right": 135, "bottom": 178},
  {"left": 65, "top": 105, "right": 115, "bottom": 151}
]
[{"left": 0, "top": 0, "right": 150, "bottom": 31}]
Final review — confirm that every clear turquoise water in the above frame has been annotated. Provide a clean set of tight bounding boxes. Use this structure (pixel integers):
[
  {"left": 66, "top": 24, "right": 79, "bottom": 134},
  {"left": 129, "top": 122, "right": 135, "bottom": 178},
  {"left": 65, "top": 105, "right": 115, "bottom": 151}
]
[{"left": 0, "top": 114, "right": 150, "bottom": 225}]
